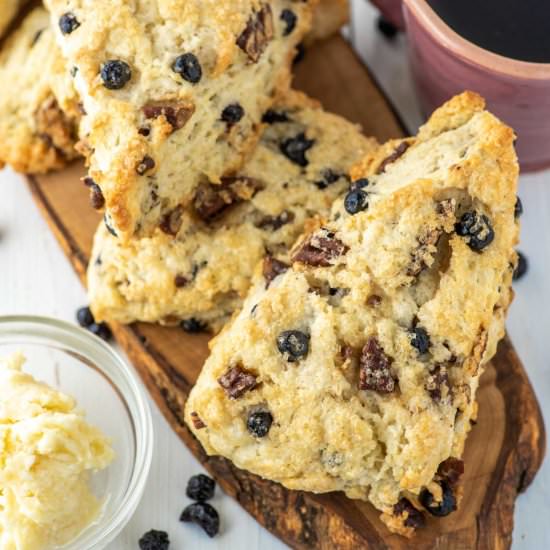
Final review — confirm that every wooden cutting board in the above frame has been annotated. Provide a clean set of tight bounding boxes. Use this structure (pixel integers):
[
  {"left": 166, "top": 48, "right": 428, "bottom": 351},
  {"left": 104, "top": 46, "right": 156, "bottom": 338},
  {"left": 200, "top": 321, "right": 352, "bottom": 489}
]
[{"left": 27, "top": 36, "right": 545, "bottom": 550}]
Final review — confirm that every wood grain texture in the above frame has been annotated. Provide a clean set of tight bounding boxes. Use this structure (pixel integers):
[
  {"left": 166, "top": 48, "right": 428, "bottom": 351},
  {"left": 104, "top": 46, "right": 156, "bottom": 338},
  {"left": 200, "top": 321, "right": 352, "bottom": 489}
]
[{"left": 26, "top": 35, "right": 545, "bottom": 549}]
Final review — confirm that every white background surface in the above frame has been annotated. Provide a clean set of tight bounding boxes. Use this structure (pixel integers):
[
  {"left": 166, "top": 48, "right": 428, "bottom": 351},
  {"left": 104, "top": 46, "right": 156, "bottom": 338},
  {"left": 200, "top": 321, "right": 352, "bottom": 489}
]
[{"left": 1, "top": 1, "right": 549, "bottom": 548}]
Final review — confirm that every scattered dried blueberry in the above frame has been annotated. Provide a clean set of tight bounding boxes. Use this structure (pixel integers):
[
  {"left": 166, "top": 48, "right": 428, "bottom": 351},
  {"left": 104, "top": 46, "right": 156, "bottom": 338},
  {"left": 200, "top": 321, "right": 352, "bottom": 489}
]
[
  {"left": 181, "top": 318, "right": 207, "bottom": 333},
  {"left": 221, "top": 103, "right": 245, "bottom": 126},
  {"left": 104, "top": 214, "right": 117, "bottom": 237},
  {"left": 419, "top": 481, "right": 456, "bottom": 517},
  {"left": 139, "top": 529, "right": 170, "bottom": 550},
  {"left": 293, "top": 42, "right": 306, "bottom": 65},
  {"left": 76, "top": 306, "right": 94, "bottom": 327},
  {"left": 180, "top": 502, "right": 220, "bottom": 538},
  {"left": 172, "top": 53, "right": 202, "bottom": 83},
  {"left": 262, "top": 109, "right": 289, "bottom": 124},
  {"left": 88, "top": 322, "right": 112, "bottom": 341},
  {"left": 276, "top": 330, "right": 309, "bottom": 362},
  {"left": 136, "top": 155, "right": 155, "bottom": 175},
  {"left": 377, "top": 16, "right": 399, "bottom": 40},
  {"left": 280, "top": 9, "right": 297, "bottom": 35},
  {"left": 410, "top": 327, "right": 430, "bottom": 354},
  {"left": 89, "top": 183, "right": 105, "bottom": 210},
  {"left": 100, "top": 60, "right": 132, "bottom": 90},
  {"left": 247, "top": 410, "right": 273, "bottom": 438},
  {"left": 344, "top": 188, "right": 369, "bottom": 215},
  {"left": 186, "top": 474, "right": 215, "bottom": 502},
  {"left": 59, "top": 13, "right": 80, "bottom": 35},
  {"left": 350, "top": 178, "right": 370, "bottom": 191},
  {"left": 255, "top": 210, "right": 295, "bottom": 231},
  {"left": 513, "top": 251, "right": 528, "bottom": 280},
  {"left": 280, "top": 132, "right": 315, "bottom": 167},
  {"left": 514, "top": 196, "right": 523, "bottom": 219},
  {"left": 455, "top": 211, "right": 494, "bottom": 251},
  {"left": 314, "top": 169, "right": 341, "bottom": 190}
]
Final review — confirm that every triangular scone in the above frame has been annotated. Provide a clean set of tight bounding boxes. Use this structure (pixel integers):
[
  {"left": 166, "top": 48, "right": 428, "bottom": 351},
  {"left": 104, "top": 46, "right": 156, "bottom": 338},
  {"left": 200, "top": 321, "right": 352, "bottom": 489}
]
[
  {"left": 44, "top": 0, "right": 315, "bottom": 239},
  {"left": 185, "top": 92, "right": 519, "bottom": 536},
  {"left": 87, "top": 91, "right": 377, "bottom": 330},
  {"left": 0, "top": 7, "right": 79, "bottom": 173}
]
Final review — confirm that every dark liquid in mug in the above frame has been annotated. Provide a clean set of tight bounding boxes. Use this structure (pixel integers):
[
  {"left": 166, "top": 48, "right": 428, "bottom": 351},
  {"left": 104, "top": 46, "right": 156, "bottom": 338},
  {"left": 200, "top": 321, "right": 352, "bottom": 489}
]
[{"left": 427, "top": 0, "right": 550, "bottom": 63}]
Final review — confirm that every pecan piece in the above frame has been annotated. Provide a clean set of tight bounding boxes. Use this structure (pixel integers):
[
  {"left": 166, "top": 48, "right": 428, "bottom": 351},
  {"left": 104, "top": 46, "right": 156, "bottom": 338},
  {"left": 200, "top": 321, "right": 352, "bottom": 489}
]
[
  {"left": 437, "top": 457, "right": 464, "bottom": 487},
  {"left": 359, "top": 337, "right": 396, "bottom": 393},
  {"left": 236, "top": 4, "right": 274, "bottom": 63},
  {"left": 190, "top": 411, "right": 206, "bottom": 429},
  {"left": 159, "top": 205, "right": 184, "bottom": 235},
  {"left": 376, "top": 141, "right": 410, "bottom": 174},
  {"left": 426, "top": 364, "right": 450, "bottom": 402},
  {"left": 262, "top": 256, "right": 289, "bottom": 286},
  {"left": 193, "top": 177, "right": 262, "bottom": 222},
  {"left": 393, "top": 498, "right": 425, "bottom": 529},
  {"left": 407, "top": 227, "right": 442, "bottom": 277},
  {"left": 143, "top": 100, "right": 195, "bottom": 131},
  {"left": 292, "top": 228, "right": 349, "bottom": 267},
  {"left": 218, "top": 366, "right": 258, "bottom": 399}
]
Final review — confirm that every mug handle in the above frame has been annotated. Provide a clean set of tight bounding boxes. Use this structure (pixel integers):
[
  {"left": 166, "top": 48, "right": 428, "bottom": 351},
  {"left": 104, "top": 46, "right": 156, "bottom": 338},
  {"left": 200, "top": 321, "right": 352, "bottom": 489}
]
[{"left": 369, "top": 0, "right": 406, "bottom": 30}]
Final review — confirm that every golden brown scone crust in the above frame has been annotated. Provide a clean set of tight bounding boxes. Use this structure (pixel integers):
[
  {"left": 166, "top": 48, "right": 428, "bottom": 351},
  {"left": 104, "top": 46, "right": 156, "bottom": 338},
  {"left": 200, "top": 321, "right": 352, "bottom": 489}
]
[
  {"left": 185, "top": 92, "right": 519, "bottom": 537},
  {"left": 45, "top": 0, "right": 317, "bottom": 239},
  {"left": 87, "top": 90, "right": 377, "bottom": 329},
  {"left": 0, "top": 7, "right": 79, "bottom": 174}
]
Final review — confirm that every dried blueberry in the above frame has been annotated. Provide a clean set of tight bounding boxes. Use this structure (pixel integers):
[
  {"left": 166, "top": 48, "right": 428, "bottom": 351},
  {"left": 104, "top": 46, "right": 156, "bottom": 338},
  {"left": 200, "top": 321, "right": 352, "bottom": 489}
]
[
  {"left": 247, "top": 410, "right": 273, "bottom": 437},
  {"left": 136, "top": 155, "right": 155, "bottom": 175},
  {"left": 276, "top": 330, "right": 309, "bottom": 362},
  {"left": 262, "top": 109, "right": 289, "bottom": 124},
  {"left": 100, "top": 60, "right": 132, "bottom": 90},
  {"left": 280, "top": 9, "right": 297, "bottom": 35},
  {"left": 293, "top": 42, "right": 306, "bottom": 65},
  {"left": 513, "top": 251, "right": 528, "bottom": 280},
  {"left": 139, "top": 529, "right": 170, "bottom": 550},
  {"left": 76, "top": 306, "right": 94, "bottom": 327},
  {"left": 514, "top": 196, "right": 523, "bottom": 219},
  {"left": 186, "top": 474, "right": 215, "bottom": 502},
  {"left": 59, "top": 13, "right": 80, "bottom": 35},
  {"left": 350, "top": 178, "right": 370, "bottom": 191},
  {"left": 181, "top": 318, "right": 207, "bottom": 333},
  {"left": 280, "top": 132, "right": 314, "bottom": 167},
  {"left": 410, "top": 327, "right": 430, "bottom": 354},
  {"left": 104, "top": 214, "right": 117, "bottom": 237},
  {"left": 172, "top": 53, "right": 202, "bottom": 84},
  {"left": 221, "top": 103, "right": 244, "bottom": 126},
  {"left": 344, "top": 188, "right": 369, "bottom": 215},
  {"left": 455, "top": 211, "right": 494, "bottom": 251},
  {"left": 377, "top": 16, "right": 399, "bottom": 39},
  {"left": 419, "top": 481, "right": 456, "bottom": 517},
  {"left": 314, "top": 169, "right": 341, "bottom": 190},
  {"left": 88, "top": 322, "right": 112, "bottom": 341},
  {"left": 180, "top": 502, "right": 220, "bottom": 538}
]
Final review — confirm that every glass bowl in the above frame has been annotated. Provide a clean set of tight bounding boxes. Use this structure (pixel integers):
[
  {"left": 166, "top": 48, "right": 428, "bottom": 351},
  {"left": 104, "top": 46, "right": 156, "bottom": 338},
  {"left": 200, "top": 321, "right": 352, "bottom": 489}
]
[{"left": 0, "top": 315, "right": 153, "bottom": 549}]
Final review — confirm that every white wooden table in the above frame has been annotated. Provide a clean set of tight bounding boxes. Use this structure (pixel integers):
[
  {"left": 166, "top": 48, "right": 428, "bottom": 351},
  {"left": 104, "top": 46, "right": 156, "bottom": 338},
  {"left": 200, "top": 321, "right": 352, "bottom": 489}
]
[{"left": 1, "top": 2, "right": 548, "bottom": 548}]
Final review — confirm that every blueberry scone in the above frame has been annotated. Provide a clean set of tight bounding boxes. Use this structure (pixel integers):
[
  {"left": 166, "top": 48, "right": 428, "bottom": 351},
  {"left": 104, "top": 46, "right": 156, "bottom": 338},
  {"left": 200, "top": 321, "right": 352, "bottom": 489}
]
[
  {"left": 306, "top": 0, "right": 349, "bottom": 45},
  {"left": 44, "top": 0, "right": 316, "bottom": 240},
  {"left": 87, "top": 91, "right": 377, "bottom": 331},
  {"left": 0, "top": 6, "right": 79, "bottom": 173},
  {"left": 184, "top": 92, "right": 519, "bottom": 536},
  {"left": 0, "top": 0, "right": 31, "bottom": 39}
]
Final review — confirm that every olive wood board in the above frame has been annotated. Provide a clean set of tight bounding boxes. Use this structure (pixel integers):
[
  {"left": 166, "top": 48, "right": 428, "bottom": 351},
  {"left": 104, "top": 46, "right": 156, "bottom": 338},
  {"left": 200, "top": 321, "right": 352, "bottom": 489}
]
[{"left": 26, "top": 35, "right": 545, "bottom": 550}]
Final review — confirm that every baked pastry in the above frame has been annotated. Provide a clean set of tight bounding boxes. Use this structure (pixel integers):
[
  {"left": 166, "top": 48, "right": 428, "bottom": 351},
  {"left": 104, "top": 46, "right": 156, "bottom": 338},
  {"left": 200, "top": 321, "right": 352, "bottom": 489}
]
[
  {"left": 0, "top": 6, "right": 79, "bottom": 173},
  {"left": 306, "top": 0, "right": 349, "bottom": 45},
  {"left": 44, "top": 0, "right": 316, "bottom": 240},
  {"left": 0, "top": 0, "right": 31, "bottom": 39},
  {"left": 184, "top": 92, "right": 519, "bottom": 536},
  {"left": 87, "top": 90, "right": 377, "bottom": 330}
]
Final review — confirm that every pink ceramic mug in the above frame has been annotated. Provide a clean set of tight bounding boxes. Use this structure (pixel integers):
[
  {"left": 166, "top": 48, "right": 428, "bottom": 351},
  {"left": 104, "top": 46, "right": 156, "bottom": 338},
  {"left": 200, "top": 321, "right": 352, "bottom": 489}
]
[{"left": 372, "top": 0, "right": 550, "bottom": 172}]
